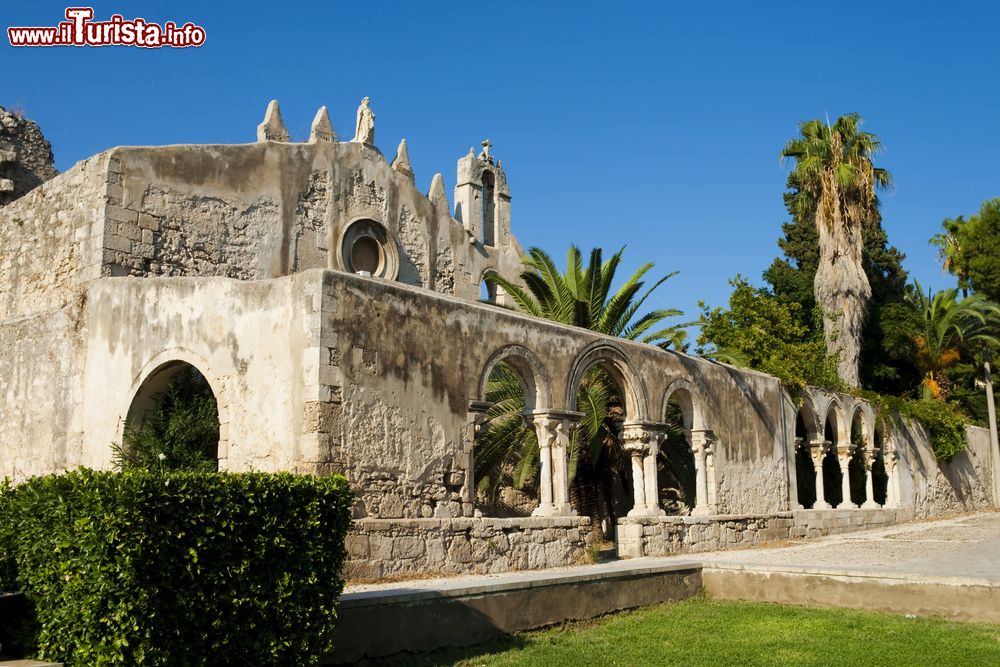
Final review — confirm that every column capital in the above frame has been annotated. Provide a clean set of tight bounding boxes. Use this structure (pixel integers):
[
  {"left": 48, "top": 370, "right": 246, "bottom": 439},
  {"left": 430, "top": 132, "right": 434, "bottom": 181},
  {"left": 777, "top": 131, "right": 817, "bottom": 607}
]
[
  {"left": 466, "top": 401, "right": 491, "bottom": 440},
  {"left": 809, "top": 439, "right": 830, "bottom": 466},
  {"left": 689, "top": 428, "right": 716, "bottom": 455},
  {"left": 836, "top": 443, "right": 857, "bottom": 459},
  {"left": 884, "top": 448, "right": 900, "bottom": 471},
  {"left": 622, "top": 420, "right": 669, "bottom": 455}
]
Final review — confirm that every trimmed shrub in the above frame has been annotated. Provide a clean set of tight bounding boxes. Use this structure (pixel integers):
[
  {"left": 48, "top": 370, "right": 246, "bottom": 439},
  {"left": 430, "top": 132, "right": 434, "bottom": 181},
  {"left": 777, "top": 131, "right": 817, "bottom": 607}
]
[{"left": 0, "top": 469, "right": 352, "bottom": 666}]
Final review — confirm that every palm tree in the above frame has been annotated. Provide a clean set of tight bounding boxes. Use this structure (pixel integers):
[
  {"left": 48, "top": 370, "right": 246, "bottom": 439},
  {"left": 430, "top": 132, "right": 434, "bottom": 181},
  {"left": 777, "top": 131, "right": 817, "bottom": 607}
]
[
  {"left": 476, "top": 246, "right": 689, "bottom": 536},
  {"left": 488, "top": 246, "right": 689, "bottom": 347},
  {"left": 781, "top": 113, "right": 892, "bottom": 388},
  {"left": 929, "top": 217, "right": 970, "bottom": 296},
  {"left": 906, "top": 282, "right": 1000, "bottom": 400}
]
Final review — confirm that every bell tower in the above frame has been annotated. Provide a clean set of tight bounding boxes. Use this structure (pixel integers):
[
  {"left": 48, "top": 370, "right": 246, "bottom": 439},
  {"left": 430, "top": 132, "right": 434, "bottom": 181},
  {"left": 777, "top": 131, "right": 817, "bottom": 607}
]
[{"left": 453, "top": 139, "right": 511, "bottom": 248}]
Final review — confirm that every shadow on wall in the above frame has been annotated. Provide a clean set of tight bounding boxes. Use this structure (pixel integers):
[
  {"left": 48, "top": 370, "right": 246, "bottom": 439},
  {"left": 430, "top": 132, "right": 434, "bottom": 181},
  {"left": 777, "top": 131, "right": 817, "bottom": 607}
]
[
  {"left": 327, "top": 592, "right": 524, "bottom": 664},
  {"left": 937, "top": 444, "right": 991, "bottom": 510}
]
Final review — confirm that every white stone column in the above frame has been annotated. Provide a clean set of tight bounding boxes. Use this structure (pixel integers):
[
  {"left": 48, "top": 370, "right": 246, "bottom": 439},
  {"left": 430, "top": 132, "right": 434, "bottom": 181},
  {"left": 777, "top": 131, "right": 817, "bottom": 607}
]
[
  {"left": 531, "top": 415, "right": 557, "bottom": 516},
  {"left": 643, "top": 437, "right": 662, "bottom": 516},
  {"left": 690, "top": 429, "right": 715, "bottom": 516},
  {"left": 622, "top": 423, "right": 650, "bottom": 517},
  {"left": 530, "top": 410, "right": 581, "bottom": 517},
  {"left": 837, "top": 444, "right": 858, "bottom": 509},
  {"left": 810, "top": 439, "right": 832, "bottom": 510},
  {"left": 550, "top": 417, "right": 576, "bottom": 515},
  {"left": 706, "top": 438, "right": 719, "bottom": 511},
  {"left": 861, "top": 446, "right": 880, "bottom": 509}
]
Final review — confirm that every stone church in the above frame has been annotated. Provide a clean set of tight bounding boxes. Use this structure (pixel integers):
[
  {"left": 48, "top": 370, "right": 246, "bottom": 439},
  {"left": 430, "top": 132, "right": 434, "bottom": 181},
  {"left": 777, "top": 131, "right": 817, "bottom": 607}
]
[{"left": 0, "top": 100, "right": 994, "bottom": 578}]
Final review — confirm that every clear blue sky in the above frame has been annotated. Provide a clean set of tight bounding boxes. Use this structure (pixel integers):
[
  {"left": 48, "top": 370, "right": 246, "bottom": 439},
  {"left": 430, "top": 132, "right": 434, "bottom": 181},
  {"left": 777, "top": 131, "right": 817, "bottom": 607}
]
[{"left": 4, "top": 1, "right": 999, "bottom": 342}]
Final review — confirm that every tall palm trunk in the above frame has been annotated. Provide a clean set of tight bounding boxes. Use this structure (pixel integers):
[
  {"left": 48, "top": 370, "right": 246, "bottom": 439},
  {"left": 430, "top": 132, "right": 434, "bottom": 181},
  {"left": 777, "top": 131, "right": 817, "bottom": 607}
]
[{"left": 814, "top": 170, "right": 871, "bottom": 388}]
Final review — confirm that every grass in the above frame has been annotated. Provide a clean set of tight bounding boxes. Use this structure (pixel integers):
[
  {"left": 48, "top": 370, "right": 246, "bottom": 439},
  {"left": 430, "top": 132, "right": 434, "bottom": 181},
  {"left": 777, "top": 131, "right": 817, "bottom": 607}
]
[{"left": 369, "top": 598, "right": 1000, "bottom": 666}]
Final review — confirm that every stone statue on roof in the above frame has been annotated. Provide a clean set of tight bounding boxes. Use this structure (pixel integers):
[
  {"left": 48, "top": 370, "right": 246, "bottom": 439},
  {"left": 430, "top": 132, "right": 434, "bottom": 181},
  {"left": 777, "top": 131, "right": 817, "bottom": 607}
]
[{"left": 354, "top": 97, "right": 375, "bottom": 145}]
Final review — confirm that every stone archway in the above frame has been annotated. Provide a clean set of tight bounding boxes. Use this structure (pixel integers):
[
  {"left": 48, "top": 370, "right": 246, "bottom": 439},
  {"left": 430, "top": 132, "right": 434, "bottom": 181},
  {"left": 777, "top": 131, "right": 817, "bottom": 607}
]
[
  {"left": 660, "top": 379, "right": 715, "bottom": 516},
  {"left": 472, "top": 345, "right": 555, "bottom": 517},
  {"left": 563, "top": 342, "right": 650, "bottom": 533},
  {"left": 120, "top": 348, "right": 229, "bottom": 469}
]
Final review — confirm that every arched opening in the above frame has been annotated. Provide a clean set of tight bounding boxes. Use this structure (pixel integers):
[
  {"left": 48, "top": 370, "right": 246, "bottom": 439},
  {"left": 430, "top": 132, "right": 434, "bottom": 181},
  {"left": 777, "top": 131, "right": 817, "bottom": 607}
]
[
  {"left": 570, "top": 362, "right": 633, "bottom": 539},
  {"left": 659, "top": 393, "right": 696, "bottom": 514},
  {"left": 473, "top": 346, "right": 551, "bottom": 518},
  {"left": 872, "top": 422, "right": 889, "bottom": 505},
  {"left": 119, "top": 361, "right": 219, "bottom": 471},
  {"left": 474, "top": 361, "right": 536, "bottom": 517},
  {"left": 822, "top": 413, "right": 842, "bottom": 507},
  {"left": 795, "top": 410, "right": 817, "bottom": 509},
  {"left": 479, "top": 278, "right": 496, "bottom": 304},
  {"left": 481, "top": 170, "right": 496, "bottom": 247},
  {"left": 849, "top": 412, "right": 868, "bottom": 506}
]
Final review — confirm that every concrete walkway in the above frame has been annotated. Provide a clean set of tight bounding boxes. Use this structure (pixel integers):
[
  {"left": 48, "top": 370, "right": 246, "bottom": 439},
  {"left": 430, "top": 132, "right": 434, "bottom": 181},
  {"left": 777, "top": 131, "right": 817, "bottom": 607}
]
[
  {"left": 334, "top": 512, "right": 1000, "bottom": 662},
  {"left": 696, "top": 511, "right": 1000, "bottom": 581}
]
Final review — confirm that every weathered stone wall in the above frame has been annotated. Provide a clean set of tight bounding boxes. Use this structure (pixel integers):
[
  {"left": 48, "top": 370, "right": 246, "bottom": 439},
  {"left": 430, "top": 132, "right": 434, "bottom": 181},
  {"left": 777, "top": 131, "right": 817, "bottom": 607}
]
[
  {"left": 343, "top": 516, "right": 595, "bottom": 581},
  {"left": 318, "top": 270, "right": 793, "bottom": 519},
  {"left": 619, "top": 508, "right": 914, "bottom": 558},
  {"left": 0, "top": 307, "right": 86, "bottom": 479},
  {"left": 0, "top": 106, "right": 58, "bottom": 206},
  {"left": 72, "top": 272, "right": 328, "bottom": 476},
  {"left": 96, "top": 140, "right": 524, "bottom": 301},
  {"left": 0, "top": 152, "right": 108, "bottom": 320},
  {"left": 896, "top": 421, "right": 994, "bottom": 517}
]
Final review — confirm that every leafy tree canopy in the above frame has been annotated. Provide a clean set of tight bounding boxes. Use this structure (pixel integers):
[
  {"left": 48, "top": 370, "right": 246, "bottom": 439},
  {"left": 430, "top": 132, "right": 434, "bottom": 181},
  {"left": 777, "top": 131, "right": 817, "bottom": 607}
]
[
  {"left": 696, "top": 276, "right": 842, "bottom": 391},
  {"left": 935, "top": 198, "right": 1000, "bottom": 302}
]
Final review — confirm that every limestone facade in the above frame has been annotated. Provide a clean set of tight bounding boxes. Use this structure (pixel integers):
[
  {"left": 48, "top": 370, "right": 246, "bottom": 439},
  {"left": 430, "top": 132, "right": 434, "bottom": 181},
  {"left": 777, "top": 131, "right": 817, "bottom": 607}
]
[{"left": 0, "top": 101, "right": 996, "bottom": 578}]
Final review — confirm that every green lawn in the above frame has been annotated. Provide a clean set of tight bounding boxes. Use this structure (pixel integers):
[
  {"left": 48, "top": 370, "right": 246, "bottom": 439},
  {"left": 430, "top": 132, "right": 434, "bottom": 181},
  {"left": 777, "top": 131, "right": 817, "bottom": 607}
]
[{"left": 386, "top": 598, "right": 1000, "bottom": 666}]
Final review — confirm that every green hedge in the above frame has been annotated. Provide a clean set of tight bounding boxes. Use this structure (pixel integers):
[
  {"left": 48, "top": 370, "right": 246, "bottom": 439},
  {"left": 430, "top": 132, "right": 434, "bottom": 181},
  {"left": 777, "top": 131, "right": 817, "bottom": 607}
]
[{"left": 0, "top": 469, "right": 353, "bottom": 666}]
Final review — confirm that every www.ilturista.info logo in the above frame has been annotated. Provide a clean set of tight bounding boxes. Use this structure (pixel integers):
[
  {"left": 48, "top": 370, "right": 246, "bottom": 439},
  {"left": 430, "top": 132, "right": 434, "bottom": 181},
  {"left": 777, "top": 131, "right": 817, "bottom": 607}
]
[{"left": 8, "top": 7, "right": 206, "bottom": 48}]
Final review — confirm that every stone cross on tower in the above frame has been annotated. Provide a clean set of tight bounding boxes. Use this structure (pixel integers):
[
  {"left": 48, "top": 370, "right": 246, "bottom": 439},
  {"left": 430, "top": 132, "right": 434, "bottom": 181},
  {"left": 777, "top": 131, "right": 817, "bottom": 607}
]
[{"left": 480, "top": 139, "right": 492, "bottom": 160}]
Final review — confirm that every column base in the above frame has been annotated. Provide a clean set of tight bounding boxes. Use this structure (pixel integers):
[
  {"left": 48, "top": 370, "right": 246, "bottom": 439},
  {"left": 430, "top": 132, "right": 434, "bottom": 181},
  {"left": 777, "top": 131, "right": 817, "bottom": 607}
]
[
  {"left": 627, "top": 507, "right": 656, "bottom": 518},
  {"left": 532, "top": 503, "right": 558, "bottom": 517},
  {"left": 813, "top": 500, "right": 832, "bottom": 510},
  {"left": 837, "top": 502, "right": 859, "bottom": 510},
  {"left": 861, "top": 500, "right": 881, "bottom": 509},
  {"left": 555, "top": 503, "right": 576, "bottom": 516}
]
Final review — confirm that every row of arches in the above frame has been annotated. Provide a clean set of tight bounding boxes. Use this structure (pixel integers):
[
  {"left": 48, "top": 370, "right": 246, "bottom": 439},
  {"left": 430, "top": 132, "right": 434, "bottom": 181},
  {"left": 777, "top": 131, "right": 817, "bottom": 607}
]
[
  {"left": 470, "top": 343, "right": 716, "bottom": 536},
  {"left": 471, "top": 343, "right": 905, "bottom": 531},
  {"left": 793, "top": 394, "right": 898, "bottom": 510}
]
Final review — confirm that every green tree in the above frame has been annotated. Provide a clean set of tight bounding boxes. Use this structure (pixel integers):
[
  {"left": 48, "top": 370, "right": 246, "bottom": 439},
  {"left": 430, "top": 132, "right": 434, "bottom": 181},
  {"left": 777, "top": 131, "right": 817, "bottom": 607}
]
[
  {"left": 479, "top": 246, "right": 689, "bottom": 535},
  {"left": 933, "top": 198, "right": 1000, "bottom": 302},
  {"left": 929, "top": 217, "right": 969, "bottom": 295},
  {"left": 779, "top": 113, "right": 893, "bottom": 387},
  {"left": 894, "top": 283, "right": 1000, "bottom": 400},
  {"left": 764, "top": 179, "right": 916, "bottom": 394},
  {"left": 113, "top": 367, "right": 220, "bottom": 472},
  {"left": 697, "top": 276, "right": 842, "bottom": 391}
]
